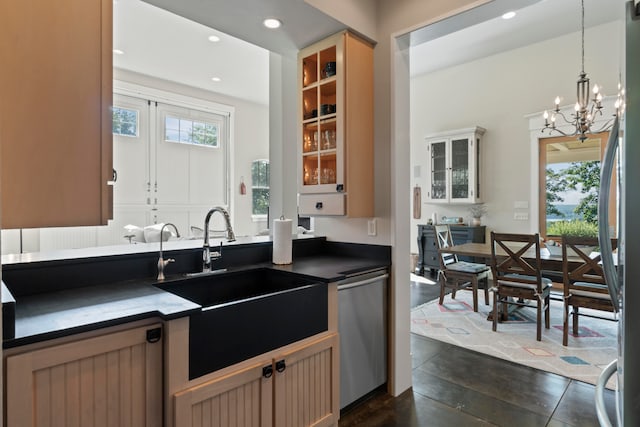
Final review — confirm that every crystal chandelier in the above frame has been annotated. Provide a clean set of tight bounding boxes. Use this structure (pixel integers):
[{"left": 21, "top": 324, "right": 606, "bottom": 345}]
[{"left": 542, "top": 0, "right": 623, "bottom": 142}]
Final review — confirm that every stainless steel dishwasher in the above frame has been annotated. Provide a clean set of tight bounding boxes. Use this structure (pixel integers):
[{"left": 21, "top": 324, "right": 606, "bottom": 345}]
[{"left": 338, "top": 268, "right": 388, "bottom": 409}]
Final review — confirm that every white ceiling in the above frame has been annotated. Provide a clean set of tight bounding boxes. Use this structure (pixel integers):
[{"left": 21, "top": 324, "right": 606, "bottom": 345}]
[
  {"left": 113, "top": 0, "right": 271, "bottom": 105},
  {"left": 114, "top": 0, "right": 623, "bottom": 106},
  {"left": 410, "top": 0, "right": 623, "bottom": 77}
]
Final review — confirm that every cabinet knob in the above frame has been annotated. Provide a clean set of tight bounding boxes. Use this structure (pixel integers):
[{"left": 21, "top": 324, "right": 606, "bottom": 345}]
[
  {"left": 275, "top": 359, "right": 286, "bottom": 373},
  {"left": 262, "top": 365, "right": 273, "bottom": 378},
  {"left": 146, "top": 327, "right": 162, "bottom": 343},
  {"left": 315, "top": 202, "right": 323, "bottom": 210}
]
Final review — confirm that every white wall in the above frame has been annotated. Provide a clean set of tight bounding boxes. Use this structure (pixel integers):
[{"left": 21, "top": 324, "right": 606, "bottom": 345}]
[
  {"left": 409, "top": 20, "right": 622, "bottom": 253},
  {"left": 268, "top": 52, "right": 299, "bottom": 233},
  {"left": 304, "top": 0, "right": 378, "bottom": 42}
]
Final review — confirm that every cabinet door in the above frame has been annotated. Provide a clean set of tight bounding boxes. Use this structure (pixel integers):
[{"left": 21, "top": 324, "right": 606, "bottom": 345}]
[
  {"left": 273, "top": 333, "right": 339, "bottom": 427},
  {"left": 0, "top": 0, "right": 113, "bottom": 228},
  {"left": 449, "top": 137, "right": 472, "bottom": 203},
  {"left": 300, "top": 43, "right": 342, "bottom": 195},
  {"left": 6, "top": 324, "right": 163, "bottom": 427},
  {"left": 174, "top": 359, "right": 273, "bottom": 427},
  {"left": 427, "top": 140, "right": 448, "bottom": 202}
]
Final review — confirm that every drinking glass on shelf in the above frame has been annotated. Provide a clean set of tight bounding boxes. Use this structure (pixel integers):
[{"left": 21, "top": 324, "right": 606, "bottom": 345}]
[
  {"left": 321, "top": 168, "right": 329, "bottom": 184},
  {"left": 323, "top": 130, "right": 331, "bottom": 149},
  {"left": 312, "top": 131, "right": 318, "bottom": 150}
]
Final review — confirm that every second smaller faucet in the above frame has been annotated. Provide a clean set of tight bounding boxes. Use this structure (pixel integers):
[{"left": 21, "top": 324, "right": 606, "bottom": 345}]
[
  {"left": 202, "top": 207, "right": 235, "bottom": 273},
  {"left": 157, "top": 223, "right": 180, "bottom": 281}
]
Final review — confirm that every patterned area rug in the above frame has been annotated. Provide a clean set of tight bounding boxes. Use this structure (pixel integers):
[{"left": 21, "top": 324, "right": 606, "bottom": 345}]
[{"left": 411, "top": 291, "right": 618, "bottom": 389}]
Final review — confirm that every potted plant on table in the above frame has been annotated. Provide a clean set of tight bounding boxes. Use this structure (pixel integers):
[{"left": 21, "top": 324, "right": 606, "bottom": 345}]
[{"left": 468, "top": 204, "right": 487, "bottom": 226}]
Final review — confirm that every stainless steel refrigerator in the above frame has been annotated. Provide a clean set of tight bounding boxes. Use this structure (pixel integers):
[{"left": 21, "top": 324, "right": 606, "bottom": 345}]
[{"left": 596, "top": 1, "right": 640, "bottom": 425}]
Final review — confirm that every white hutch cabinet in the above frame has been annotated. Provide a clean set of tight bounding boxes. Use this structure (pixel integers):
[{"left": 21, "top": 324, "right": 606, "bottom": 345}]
[{"left": 425, "top": 127, "right": 485, "bottom": 204}]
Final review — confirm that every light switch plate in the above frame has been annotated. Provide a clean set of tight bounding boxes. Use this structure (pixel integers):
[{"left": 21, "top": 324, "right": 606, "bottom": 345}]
[{"left": 514, "top": 201, "right": 529, "bottom": 209}]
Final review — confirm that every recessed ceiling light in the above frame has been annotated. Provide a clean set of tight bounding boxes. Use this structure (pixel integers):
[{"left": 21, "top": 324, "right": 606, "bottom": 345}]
[
  {"left": 502, "top": 11, "right": 516, "bottom": 20},
  {"left": 211, "top": 77, "right": 221, "bottom": 82},
  {"left": 113, "top": 49, "right": 124, "bottom": 55},
  {"left": 208, "top": 35, "right": 220, "bottom": 43},
  {"left": 263, "top": 18, "right": 282, "bottom": 29}
]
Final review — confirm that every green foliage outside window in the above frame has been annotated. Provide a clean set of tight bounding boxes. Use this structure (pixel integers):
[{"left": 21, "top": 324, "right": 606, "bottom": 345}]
[
  {"left": 546, "top": 160, "right": 601, "bottom": 227},
  {"left": 547, "top": 220, "right": 598, "bottom": 238},
  {"left": 252, "top": 160, "right": 270, "bottom": 215}
]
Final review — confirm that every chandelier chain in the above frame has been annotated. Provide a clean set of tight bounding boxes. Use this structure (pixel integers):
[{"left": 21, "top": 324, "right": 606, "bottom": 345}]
[{"left": 581, "top": 0, "right": 585, "bottom": 73}]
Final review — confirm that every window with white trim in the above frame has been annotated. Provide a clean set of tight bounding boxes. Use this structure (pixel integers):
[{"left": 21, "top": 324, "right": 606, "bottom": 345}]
[{"left": 164, "top": 116, "right": 219, "bottom": 147}]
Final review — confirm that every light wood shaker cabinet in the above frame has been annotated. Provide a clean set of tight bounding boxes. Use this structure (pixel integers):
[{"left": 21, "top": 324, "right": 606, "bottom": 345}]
[
  {"left": 5, "top": 324, "right": 163, "bottom": 427},
  {"left": 0, "top": 0, "right": 113, "bottom": 229},
  {"left": 298, "top": 31, "right": 374, "bottom": 217},
  {"left": 425, "top": 127, "right": 485, "bottom": 204},
  {"left": 174, "top": 333, "right": 339, "bottom": 427}
]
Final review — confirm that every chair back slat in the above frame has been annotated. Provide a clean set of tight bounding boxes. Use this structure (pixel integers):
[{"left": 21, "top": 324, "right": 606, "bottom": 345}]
[
  {"left": 434, "top": 225, "right": 458, "bottom": 269},
  {"left": 491, "top": 232, "right": 543, "bottom": 289},
  {"left": 562, "top": 236, "right": 617, "bottom": 287}
]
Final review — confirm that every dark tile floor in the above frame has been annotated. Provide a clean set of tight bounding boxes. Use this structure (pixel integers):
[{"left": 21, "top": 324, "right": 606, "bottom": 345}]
[{"left": 339, "top": 275, "right": 617, "bottom": 427}]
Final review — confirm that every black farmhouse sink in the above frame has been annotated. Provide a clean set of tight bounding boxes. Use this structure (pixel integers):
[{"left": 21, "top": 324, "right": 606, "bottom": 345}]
[{"left": 155, "top": 268, "right": 328, "bottom": 379}]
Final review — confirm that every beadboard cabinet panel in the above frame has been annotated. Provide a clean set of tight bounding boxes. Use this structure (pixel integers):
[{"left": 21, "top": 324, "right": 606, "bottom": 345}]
[
  {"left": 173, "top": 333, "right": 339, "bottom": 427},
  {"left": 6, "top": 324, "right": 162, "bottom": 427}
]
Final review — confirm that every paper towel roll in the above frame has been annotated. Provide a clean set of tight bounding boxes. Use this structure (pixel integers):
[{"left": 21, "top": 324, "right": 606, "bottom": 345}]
[{"left": 273, "top": 218, "right": 293, "bottom": 265}]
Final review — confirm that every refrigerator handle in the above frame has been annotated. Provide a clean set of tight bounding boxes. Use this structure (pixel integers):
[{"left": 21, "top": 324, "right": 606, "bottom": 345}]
[
  {"left": 598, "top": 117, "right": 620, "bottom": 312},
  {"left": 596, "top": 359, "right": 618, "bottom": 427}
]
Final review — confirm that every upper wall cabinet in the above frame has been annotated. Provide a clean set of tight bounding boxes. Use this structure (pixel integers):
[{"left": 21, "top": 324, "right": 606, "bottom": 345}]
[
  {"left": 297, "top": 31, "right": 374, "bottom": 217},
  {"left": 0, "top": 0, "right": 113, "bottom": 229},
  {"left": 425, "top": 127, "right": 485, "bottom": 204}
]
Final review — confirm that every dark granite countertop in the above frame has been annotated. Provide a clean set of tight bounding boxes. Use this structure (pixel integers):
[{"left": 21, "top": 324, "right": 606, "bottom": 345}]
[
  {"left": 6, "top": 280, "right": 200, "bottom": 348},
  {"left": 3, "top": 247, "right": 390, "bottom": 349},
  {"left": 269, "top": 255, "right": 389, "bottom": 282}
]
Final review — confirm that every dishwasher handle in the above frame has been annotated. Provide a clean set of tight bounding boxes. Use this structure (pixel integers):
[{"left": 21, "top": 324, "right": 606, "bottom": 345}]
[{"left": 337, "top": 273, "right": 389, "bottom": 291}]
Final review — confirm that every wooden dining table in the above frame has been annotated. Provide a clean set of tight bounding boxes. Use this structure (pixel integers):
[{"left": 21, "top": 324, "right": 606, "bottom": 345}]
[{"left": 440, "top": 242, "right": 584, "bottom": 272}]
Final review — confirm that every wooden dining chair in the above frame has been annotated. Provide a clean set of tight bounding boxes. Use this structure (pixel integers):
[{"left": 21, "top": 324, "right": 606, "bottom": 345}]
[
  {"left": 561, "top": 236, "right": 618, "bottom": 346},
  {"left": 490, "top": 232, "right": 551, "bottom": 341},
  {"left": 434, "top": 224, "right": 490, "bottom": 312}
]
